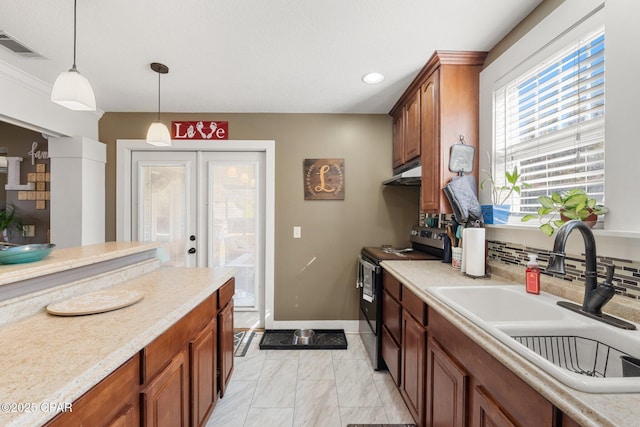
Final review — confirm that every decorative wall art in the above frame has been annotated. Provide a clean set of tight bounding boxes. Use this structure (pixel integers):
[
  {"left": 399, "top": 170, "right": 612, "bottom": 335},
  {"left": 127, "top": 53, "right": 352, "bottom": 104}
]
[
  {"left": 303, "top": 158, "right": 345, "bottom": 200},
  {"left": 171, "top": 121, "right": 228, "bottom": 140}
]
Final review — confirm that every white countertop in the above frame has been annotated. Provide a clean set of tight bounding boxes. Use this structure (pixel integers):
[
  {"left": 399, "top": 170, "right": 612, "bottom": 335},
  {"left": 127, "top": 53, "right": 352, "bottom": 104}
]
[
  {"left": 0, "top": 266, "right": 235, "bottom": 427},
  {"left": 0, "top": 241, "right": 161, "bottom": 286},
  {"left": 381, "top": 260, "right": 639, "bottom": 427}
]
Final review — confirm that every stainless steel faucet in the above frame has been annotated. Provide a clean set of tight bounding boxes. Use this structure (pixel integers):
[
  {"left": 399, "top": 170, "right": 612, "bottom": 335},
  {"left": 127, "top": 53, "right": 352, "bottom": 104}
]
[{"left": 546, "top": 220, "right": 614, "bottom": 315}]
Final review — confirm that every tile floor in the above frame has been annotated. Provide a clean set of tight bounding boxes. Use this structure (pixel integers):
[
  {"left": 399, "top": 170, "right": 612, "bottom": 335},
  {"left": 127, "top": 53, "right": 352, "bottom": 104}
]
[{"left": 207, "top": 332, "right": 415, "bottom": 427}]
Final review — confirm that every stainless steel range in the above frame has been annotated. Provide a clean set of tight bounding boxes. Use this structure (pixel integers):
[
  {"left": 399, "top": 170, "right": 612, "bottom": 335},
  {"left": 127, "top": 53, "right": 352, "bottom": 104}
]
[{"left": 357, "top": 225, "right": 445, "bottom": 370}]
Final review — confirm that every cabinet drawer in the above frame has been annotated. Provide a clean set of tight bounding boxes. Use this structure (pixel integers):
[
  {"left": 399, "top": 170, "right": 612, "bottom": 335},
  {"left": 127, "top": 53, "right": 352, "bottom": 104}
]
[
  {"left": 383, "top": 270, "right": 401, "bottom": 301},
  {"left": 402, "top": 286, "right": 427, "bottom": 325},
  {"left": 382, "top": 290, "right": 402, "bottom": 344},
  {"left": 381, "top": 325, "right": 401, "bottom": 386},
  {"left": 143, "top": 294, "right": 216, "bottom": 382},
  {"left": 217, "top": 278, "right": 235, "bottom": 310}
]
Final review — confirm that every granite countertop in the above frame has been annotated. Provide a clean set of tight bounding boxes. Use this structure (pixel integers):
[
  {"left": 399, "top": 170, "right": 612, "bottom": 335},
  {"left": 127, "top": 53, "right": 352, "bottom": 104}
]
[
  {"left": 0, "top": 265, "right": 235, "bottom": 427},
  {"left": 381, "top": 260, "right": 639, "bottom": 427},
  {"left": 0, "top": 241, "right": 161, "bottom": 286}
]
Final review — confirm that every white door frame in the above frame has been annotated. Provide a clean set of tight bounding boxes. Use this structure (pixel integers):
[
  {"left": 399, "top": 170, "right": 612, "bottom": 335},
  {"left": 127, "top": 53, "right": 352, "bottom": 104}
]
[{"left": 116, "top": 139, "right": 275, "bottom": 328}]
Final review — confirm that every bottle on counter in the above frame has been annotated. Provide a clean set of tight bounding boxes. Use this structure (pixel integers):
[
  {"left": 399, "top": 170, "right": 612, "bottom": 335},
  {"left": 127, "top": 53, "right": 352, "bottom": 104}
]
[{"left": 526, "top": 254, "right": 540, "bottom": 295}]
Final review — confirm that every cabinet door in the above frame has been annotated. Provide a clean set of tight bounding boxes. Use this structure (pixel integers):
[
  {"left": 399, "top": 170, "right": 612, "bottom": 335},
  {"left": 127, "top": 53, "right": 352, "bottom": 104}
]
[
  {"left": 218, "top": 299, "right": 235, "bottom": 398},
  {"left": 392, "top": 112, "right": 405, "bottom": 168},
  {"left": 472, "top": 386, "right": 517, "bottom": 427},
  {"left": 404, "top": 89, "right": 421, "bottom": 162},
  {"left": 426, "top": 338, "right": 468, "bottom": 427},
  {"left": 191, "top": 317, "right": 217, "bottom": 427},
  {"left": 381, "top": 324, "right": 401, "bottom": 386},
  {"left": 142, "top": 350, "right": 189, "bottom": 427},
  {"left": 45, "top": 354, "right": 140, "bottom": 427},
  {"left": 420, "top": 69, "right": 440, "bottom": 213},
  {"left": 401, "top": 310, "right": 426, "bottom": 426},
  {"left": 382, "top": 290, "right": 402, "bottom": 343}
]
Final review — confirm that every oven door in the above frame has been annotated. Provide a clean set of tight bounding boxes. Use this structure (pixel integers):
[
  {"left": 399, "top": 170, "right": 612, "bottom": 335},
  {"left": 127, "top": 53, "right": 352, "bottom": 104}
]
[{"left": 357, "top": 255, "right": 385, "bottom": 370}]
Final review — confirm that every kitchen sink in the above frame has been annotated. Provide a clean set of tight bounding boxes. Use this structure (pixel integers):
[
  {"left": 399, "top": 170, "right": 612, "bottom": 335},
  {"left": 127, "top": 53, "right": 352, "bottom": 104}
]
[
  {"left": 427, "top": 285, "right": 569, "bottom": 323},
  {"left": 428, "top": 285, "right": 640, "bottom": 392}
]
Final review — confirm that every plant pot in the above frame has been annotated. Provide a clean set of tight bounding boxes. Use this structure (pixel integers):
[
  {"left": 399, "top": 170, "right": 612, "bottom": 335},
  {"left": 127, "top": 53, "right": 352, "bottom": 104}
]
[
  {"left": 481, "top": 204, "right": 510, "bottom": 224},
  {"left": 560, "top": 211, "right": 598, "bottom": 228}
]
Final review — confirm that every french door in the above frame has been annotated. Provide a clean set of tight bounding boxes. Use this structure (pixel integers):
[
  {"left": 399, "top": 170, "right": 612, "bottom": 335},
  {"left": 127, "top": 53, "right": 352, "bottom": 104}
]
[{"left": 131, "top": 150, "right": 265, "bottom": 326}]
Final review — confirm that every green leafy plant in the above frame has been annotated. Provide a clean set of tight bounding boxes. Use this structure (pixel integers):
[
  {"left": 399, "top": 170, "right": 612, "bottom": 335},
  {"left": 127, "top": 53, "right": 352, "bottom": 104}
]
[
  {"left": 480, "top": 154, "right": 530, "bottom": 205},
  {"left": 0, "top": 205, "right": 23, "bottom": 242},
  {"left": 521, "top": 189, "right": 609, "bottom": 236}
]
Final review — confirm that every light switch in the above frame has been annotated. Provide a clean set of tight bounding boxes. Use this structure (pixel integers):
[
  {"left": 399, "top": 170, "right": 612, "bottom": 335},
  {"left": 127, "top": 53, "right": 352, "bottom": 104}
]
[
  {"left": 23, "top": 225, "right": 35, "bottom": 237},
  {"left": 293, "top": 226, "right": 301, "bottom": 239}
]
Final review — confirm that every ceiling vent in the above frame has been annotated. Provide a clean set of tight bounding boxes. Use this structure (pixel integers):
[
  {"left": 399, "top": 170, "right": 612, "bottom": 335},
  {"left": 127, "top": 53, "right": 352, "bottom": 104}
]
[{"left": 0, "top": 31, "right": 44, "bottom": 58}]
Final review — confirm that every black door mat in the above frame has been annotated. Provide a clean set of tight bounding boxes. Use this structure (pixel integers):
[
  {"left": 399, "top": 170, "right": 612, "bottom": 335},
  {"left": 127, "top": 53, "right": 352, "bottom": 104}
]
[{"left": 259, "top": 329, "right": 348, "bottom": 350}]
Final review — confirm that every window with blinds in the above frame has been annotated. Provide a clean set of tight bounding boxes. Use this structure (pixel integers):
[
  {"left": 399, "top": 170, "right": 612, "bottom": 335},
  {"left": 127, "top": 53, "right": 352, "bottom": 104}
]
[{"left": 493, "top": 28, "right": 605, "bottom": 218}]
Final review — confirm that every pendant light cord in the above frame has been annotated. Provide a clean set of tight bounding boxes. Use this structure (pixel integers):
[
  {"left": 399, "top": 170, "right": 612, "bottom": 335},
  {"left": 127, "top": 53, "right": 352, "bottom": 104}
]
[
  {"left": 72, "top": 0, "right": 77, "bottom": 70},
  {"left": 157, "top": 71, "right": 161, "bottom": 121}
]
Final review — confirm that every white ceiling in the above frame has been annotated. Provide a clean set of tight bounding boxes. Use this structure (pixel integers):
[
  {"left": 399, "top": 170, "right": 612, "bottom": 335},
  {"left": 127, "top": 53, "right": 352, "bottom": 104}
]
[{"left": 0, "top": 0, "right": 542, "bottom": 114}]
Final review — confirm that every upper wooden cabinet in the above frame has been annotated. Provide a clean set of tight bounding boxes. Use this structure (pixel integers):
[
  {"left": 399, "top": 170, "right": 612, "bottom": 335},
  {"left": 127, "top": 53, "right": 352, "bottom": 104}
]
[
  {"left": 391, "top": 88, "right": 421, "bottom": 169},
  {"left": 389, "top": 50, "right": 487, "bottom": 214}
]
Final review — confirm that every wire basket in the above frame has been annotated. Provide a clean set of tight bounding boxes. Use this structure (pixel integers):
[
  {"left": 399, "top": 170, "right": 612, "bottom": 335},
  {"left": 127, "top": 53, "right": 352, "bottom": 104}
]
[{"left": 511, "top": 335, "right": 632, "bottom": 378}]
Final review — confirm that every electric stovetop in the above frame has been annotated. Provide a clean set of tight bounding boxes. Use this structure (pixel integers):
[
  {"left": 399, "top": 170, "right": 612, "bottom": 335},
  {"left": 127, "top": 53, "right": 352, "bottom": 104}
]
[{"left": 362, "top": 246, "right": 441, "bottom": 263}]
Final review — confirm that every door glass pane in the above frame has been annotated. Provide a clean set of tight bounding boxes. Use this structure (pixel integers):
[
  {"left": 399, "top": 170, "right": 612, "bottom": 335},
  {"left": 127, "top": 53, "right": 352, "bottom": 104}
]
[
  {"left": 209, "top": 161, "right": 258, "bottom": 309},
  {"left": 138, "top": 163, "right": 189, "bottom": 266}
]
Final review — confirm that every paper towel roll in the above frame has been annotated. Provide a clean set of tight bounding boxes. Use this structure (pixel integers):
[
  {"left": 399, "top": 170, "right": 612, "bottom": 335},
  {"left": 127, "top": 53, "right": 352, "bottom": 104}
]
[
  {"left": 465, "top": 228, "right": 485, "bottom": 277},
  {"left": 461, "top": 228, "right": 469, "bottom": 273}
]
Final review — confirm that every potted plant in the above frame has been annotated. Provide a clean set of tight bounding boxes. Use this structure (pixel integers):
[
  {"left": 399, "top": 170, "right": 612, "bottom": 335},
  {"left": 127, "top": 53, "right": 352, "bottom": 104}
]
[
  {"left": 480, "top": 155, "right": 529, "bottom": 224},
  {"left": 521, "top": 188, "right": 609, "bottom": 236},
  {"left": 0, "top": 205, "right": 23, "bottom": 242}
]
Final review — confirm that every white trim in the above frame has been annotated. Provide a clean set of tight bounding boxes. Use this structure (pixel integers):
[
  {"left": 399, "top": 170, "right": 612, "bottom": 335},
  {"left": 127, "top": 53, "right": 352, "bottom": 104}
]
[
  {"left": 272, "top": 320, "right": 360, "bottom": 334},
  {"left": 116, "top": 139, "right": 276, "bottom": 328}
]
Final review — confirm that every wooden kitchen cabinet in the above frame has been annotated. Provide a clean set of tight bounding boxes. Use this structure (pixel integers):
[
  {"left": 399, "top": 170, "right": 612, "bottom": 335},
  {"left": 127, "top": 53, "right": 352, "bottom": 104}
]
[
  {"left": 45, "top": 354, "right": 141, "bottom": 427},
  {"left": 190, "top": 317, "right": 217, "bottom": 427},
  {"left": 389, "top": 50, "right": 486, "bottom": 214},
  {"left": 217, "top": 278, "right": 235, "bottom": 398},
  {"left": 392, "top": 111, "right": 405, "bottom": 169},
  {"left": 426, "top": 337, "right": 468, "bottom": 427},
  {"left": 142, "top": 349, "right": 190, "bottom": 427},
  {"left": 428, "top": 307, "right": 557, "bottom": 426},
  {"left": 401, "top": 308, "right": 426, "bottom": 426}
]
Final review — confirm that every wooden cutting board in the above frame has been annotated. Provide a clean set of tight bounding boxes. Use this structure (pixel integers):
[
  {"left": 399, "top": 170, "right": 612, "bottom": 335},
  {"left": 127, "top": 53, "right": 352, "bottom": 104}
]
[{"left": 46, "top": 289, "right": 144, "bottom": 316}]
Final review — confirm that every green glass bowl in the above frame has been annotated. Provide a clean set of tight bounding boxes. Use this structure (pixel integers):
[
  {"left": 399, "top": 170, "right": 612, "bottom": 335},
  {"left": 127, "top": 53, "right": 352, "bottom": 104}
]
[{"left": 0, "top": 244, "right": 55, "bottom": 264}]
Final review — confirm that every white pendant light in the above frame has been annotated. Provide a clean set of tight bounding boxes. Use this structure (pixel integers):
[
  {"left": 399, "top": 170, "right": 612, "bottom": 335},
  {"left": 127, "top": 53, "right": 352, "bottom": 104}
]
[
  {"left": 146, "top": 62, "right": 171, "bottom": 147},
  {"left": 51, "top": 0, "right": 96, "bottom": 111}
]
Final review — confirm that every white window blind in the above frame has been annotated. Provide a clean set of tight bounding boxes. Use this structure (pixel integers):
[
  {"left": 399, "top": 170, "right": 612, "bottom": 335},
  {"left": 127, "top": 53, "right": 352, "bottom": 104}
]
[{"left": 493, "top": 29, "right": 605, "bottom": 216}]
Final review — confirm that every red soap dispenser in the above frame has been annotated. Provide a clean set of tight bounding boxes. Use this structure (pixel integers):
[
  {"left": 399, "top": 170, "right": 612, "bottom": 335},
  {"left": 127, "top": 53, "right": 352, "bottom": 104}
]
[{"left": 526, "top": 254, "right": 540, "bottom": 294}]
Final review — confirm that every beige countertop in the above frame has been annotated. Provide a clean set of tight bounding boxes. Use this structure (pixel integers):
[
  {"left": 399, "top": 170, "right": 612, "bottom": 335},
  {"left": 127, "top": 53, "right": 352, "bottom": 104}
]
[
  {"left": 0, "top": 265, "right": 235, "bottom": 427},
  {"left": 0, "top": 241, "right": 161, "bottom": 286},
  {"left": 381, "top": 260, "right": 639, "bottom": 427}
]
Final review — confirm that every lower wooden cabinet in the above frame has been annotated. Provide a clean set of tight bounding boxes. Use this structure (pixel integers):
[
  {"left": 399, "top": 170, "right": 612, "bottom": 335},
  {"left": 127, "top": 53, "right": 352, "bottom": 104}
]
[
  {"left": 426, "top": 338, "right": 468, "bottom": 427},
  {"left": 217, "top": 279, "right": 235, "bottom": 398},
  {"left": 472, "top": 386, "right": 517, "bottom": 427},
  {"left": 190, "top": 317, "right": 217, "bottom": 427},
  {"left": 401, "top": 308, "right": 426, "bottom": 426},
  {"left": 381, "top": 324, "right": 401, "bottom": 385},
  {"left": 44, "top": 354, "right": 141, "bottom": 427},
  {"left": 45, "top": 278, "right": 235, "bottom": 427},
  {"left": 142, "top": 349, "right": 190, "bottom": 427}
]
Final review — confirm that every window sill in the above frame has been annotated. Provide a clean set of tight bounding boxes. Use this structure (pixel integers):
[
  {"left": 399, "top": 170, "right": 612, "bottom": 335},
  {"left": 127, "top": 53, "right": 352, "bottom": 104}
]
[{"left": 485, "top": 223, "right": 640, "bottom": 240}]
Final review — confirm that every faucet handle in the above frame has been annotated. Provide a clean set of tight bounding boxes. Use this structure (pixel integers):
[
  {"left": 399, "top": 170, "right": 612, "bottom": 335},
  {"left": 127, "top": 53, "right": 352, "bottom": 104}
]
[{"left": 605, "top": 263, "right": 615, "bottom": 284}]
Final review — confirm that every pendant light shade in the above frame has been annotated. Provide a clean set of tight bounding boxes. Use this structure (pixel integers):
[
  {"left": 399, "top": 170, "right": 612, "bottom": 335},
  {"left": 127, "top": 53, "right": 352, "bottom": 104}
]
[
  {"left": 146, "top": 62, "right": 171, "bottom": 147},
  {"left": 146, "top": 121, "right": 171, "bottom": 146},
  {"left": 51, "top": 0, "right": 96, "bottom": 111}
]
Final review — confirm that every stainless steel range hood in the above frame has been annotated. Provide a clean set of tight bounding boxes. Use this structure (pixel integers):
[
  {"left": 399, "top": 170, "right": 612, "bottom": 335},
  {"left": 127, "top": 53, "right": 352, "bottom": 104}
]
[{"left": 382, "top": 165, "right": 422, "bottom": 186}]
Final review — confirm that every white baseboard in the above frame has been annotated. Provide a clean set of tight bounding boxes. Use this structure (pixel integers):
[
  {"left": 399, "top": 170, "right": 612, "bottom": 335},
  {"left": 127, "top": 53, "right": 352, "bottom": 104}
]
[{"left": 270, "top": 320, "right": 360, "bottom": 333}]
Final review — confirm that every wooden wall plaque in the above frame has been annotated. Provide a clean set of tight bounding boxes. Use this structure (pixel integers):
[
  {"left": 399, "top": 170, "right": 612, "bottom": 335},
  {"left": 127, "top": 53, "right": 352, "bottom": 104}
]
[{"left": 303, "top": 158, "right": 345, "bottom": 200}]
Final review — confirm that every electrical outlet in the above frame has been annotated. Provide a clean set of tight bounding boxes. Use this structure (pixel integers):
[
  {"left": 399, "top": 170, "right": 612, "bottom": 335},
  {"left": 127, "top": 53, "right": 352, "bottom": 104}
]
[{"left": 293, "top": 226, "right": 301, "bottom": 238}]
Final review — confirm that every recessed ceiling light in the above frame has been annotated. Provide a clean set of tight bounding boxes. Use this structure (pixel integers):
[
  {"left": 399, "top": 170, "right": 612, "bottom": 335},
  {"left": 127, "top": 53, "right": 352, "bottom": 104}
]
[{"left": 362, "top": 72, "right": 384, "bottom": 84}]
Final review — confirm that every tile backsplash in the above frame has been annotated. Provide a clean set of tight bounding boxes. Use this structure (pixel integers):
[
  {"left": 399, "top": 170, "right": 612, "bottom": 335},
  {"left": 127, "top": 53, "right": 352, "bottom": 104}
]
[{"left": 488, "top": 240, "right": 640, "bottom": 302}]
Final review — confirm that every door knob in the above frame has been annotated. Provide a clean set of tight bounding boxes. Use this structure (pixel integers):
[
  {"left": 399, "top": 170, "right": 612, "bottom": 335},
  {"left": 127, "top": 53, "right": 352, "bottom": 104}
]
[
  {"left": 190, "top": 235, "right": 196, "bottom": 241},
  {"left": 188, "top": 248, "right": 196, "bottom": 254}
]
